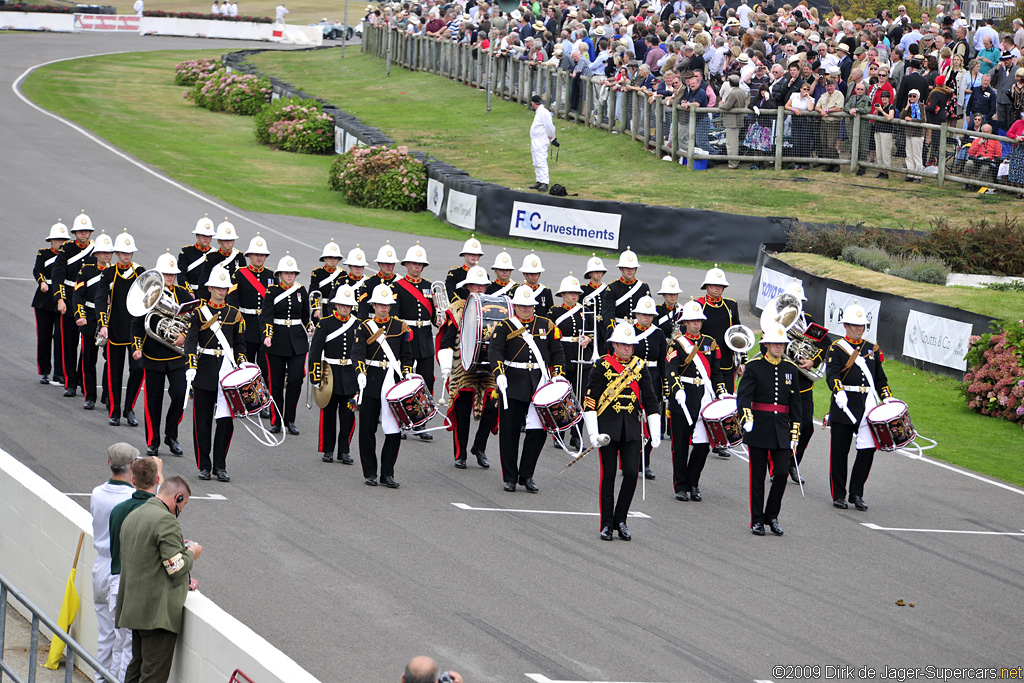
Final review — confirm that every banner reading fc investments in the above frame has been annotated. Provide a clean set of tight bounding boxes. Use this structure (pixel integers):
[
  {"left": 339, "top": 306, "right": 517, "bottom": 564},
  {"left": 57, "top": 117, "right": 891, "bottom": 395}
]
[{"left": 508, "top": 202, "right": 621, "bottom": 250}]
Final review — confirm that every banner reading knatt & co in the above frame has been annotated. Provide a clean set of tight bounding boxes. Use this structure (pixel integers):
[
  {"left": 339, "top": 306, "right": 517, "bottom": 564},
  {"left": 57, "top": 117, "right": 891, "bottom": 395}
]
[
  {"left": 902, "top": 310, "right": 972, "bottom": 371},
  {"left": 509, "top": 201, "right": 620, "bottom": 250}
]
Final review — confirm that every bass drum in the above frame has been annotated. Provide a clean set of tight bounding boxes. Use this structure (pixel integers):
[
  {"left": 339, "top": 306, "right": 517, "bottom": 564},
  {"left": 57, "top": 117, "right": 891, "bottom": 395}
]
[{"left": 460, "top": 293, "right": 512, "bottom": 372}]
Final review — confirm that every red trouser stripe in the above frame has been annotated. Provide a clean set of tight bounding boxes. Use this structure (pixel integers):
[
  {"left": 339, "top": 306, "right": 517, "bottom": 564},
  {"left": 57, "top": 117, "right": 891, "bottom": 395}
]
[{"left": 143, "top": 370, "right": 154, "bottom": 446}]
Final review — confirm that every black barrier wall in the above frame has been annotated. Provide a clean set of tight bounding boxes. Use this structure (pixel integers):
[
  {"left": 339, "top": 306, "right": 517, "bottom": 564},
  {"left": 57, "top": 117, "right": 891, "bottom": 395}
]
[{"left": 749, "top": 243, "right": 996, "bottom": 379}]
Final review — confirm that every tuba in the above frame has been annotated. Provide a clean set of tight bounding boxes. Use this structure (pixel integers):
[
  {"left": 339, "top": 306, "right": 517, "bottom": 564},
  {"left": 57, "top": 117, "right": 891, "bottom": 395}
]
[
  {"left": 724, "top": 323, "right": 756, "bottom": 368},
  {"left": 126, "top": 270, "right": 191, "bottom": 355},
  {"left": 759, "top": 292, "right": 826, "bottom": 382}
]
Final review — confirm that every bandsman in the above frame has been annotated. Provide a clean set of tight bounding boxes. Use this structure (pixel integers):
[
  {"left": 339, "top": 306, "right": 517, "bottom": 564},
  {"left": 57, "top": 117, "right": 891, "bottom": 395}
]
[
  {"left": 184, "top": 265, "right": 247, "bottom": 481},
  {"left": 308, "top": 285, "right": 365, "bottom": 465},
  {"left": 826, "top": 301, "right": 894, "bottom": 512},
  {"left": 228, "top": 233, "right": 277, "bottom": 418},
  {"left": 630, "top": 295, "right": 668, "bottom": 480},
  {"left": 737, "top": 323, "right": 803, "bottom": 536},
  {"left": 697, "top": 265, "right": 745, "bottom": 458},
  {"left": 655, "top": 274, "right": 685, "bottom": 340},
  {"left": 518, "top": 251, "right": 553, "bottom": 318},
  {"left": 356, "top": 284, "right": 413, "bottom": 488},
  {"left": 196, "top": 219, "right": 245, "bottom": 301},
  {"left": 73, "top": 231, "right": 115, "bottom": 411},
  {"left": 781, "top": 280, "right": 826, "bottom": 484},
  {"left": 131, "top": 252, "right": 194, "bottom": 456},
  {"left": 260, "top": 253, "right": 310, "bottom": 436},
  {"left": 486, "top": 251, "right": 518, "bottom": 297},
  {"left": 97, "top": 231, "right": 144, "bottom": 428},
  {"left": 32, "top": 220, "right": 69, "bottom": 386},
  {"left": 445, "top": 235, "right": 484, "bottom": 301},
  {"left": 309, "top": 239, "right": 346, "bottom": 320},
  {"left": 488, "top": 285, "right": 566, "bottom": 494},
  {"left": 359, "top": 241, "right": 400, "bottom": 318},
  {"left": 601, "top": 248, "right": 651, "bottom": 338},
  {"left": 437, "top": 266, "right": 495, "bottom": 469},
  {"left": 53, "top": 211, "right": 97, "bottom": 396},
  {"left": 582, "top": 322, "right": 661, "bottom": 541},
  {"left": 394, "top": 242, "right": 437, "bottom": 441},
  {"left": 550, "top": 273, "right": 593, "bottom": 453},
  {"left": 176, "top": 215, "right": 216, "bottom": 293},
  {"left": 580, "top": 253, "right": 609, "bottom": 357},
  {"left": 666, "top": 300, "right": 726, "bottom": 502}
]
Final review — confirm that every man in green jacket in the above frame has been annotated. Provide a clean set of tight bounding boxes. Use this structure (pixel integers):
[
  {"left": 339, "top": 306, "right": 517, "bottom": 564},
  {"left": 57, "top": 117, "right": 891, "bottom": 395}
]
[{"left": 115, "top": 476, "right": 202, "bottom": 683}]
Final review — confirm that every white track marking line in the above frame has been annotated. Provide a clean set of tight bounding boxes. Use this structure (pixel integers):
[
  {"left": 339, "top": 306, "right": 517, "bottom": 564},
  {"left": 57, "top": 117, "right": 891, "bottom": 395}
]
[
  {"left": 0, "top": 277, "right": 34, "bottom": 281},
  {"left": 525, "top": 675, "right": 673, "bottom": 683},
  {"left": 11, "top": 54, "right": 316, "bottom": 251},
  {"left": 452, "top": 503, "right": 650, "bottom": 519},
  {"left": 67, "top": 492, "right": 227, "bottom": 500},
  {"left": 861, "top": 523, "right": 1024, "bottom": 536}
]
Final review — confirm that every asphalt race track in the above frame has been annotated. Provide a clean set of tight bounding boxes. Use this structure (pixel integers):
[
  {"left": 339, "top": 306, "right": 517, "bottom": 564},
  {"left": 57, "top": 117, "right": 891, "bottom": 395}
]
[{"left": 2, "top": 33, "right": 1023, "bottom": 683}]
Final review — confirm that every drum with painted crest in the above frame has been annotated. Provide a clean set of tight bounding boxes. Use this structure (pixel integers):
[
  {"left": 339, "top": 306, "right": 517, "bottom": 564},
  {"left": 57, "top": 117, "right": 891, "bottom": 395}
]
[
  {"left": 532, "top": 379, "right": 583, "bottom": 433},
  {"left": 701, "top": 397, "right": 743, "bottom": 449},
  {"left": 386, "top": 374, "right": 438, "bottom": 429},
  {"left": 461, "top": 293, "right": 513, "bottom": 372},
  {"left": 220, "top": 362, "right": 271, "bottom": 417},
  {"left": 867, "top": 399, "right": 916, "bottom": 451}
]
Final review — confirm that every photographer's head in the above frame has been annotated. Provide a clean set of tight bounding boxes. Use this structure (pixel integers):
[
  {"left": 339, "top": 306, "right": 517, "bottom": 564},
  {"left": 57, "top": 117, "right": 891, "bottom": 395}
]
[
  {"left": 402, "top": 656, "right": 462, "bottom": 683},
  {"left": 107, "top": 442, "right": 138, "bottom": 478},
  {"left": 157, "top": 475, "right": 192, "bottom": 518},
  {"left": 530, "top": 94, "right": 543, "bottom": 109}
]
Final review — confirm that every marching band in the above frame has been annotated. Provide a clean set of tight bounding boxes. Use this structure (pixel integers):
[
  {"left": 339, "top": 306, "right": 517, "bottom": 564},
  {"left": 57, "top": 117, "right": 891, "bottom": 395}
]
[{"left": 31, "top": 216, "right": 913, "bottom": 542}]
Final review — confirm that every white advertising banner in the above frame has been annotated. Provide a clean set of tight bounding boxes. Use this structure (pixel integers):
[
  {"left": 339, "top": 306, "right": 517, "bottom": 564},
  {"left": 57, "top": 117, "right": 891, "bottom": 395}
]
[
  {"left": 426, "top": 179, "right": 444, "bottom": 216},
  {"left": 902, "top": 310, "right": 972, "bottom": 371},
  {"left": 73, "top": 13, "right": 140, "bottom": 31},
  {"left": 823, "top": 289, "right": 881, "bottom": 343},
  {"left": 509, "top": 202, "right": 620, "bottom": 250},
  {"left": 756, "top": 267, "right": 801, "bottom": 311},
  {"left": 446, "top": 189, "right": 477, "bottom": 230},
  {"left": 334, "top": 127, "right": 344, "bottom": 155}
]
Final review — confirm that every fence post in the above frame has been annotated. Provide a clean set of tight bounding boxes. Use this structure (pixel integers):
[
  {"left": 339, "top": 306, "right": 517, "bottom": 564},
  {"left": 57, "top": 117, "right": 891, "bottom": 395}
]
[
  {"left": 670, "top": 102, "right": 679, "bottom": 163},
  {"left": 850, "top": 114, "right": 861, "bottom": 173},
  {"left": 654, "top": 98, "right": 664, "bottom": 153},
  {"left": 937, "top": 122, "right": 947, "bottom": 187},
  {"left": 775, "top": 106, "right": 784, "bottom": 170},
  {"left": 631, "top": 92, "right": 640, "bottom": 140},
  {"left": 686, "top": 105, "right": 696, "bottom": 169}
]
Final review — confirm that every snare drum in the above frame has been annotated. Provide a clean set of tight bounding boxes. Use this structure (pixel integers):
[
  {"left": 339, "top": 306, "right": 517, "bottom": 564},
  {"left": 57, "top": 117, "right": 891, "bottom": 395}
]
[
  {"left": 386, "top": 375, "right": 438, "bottom": 429},
  {"left": 220, "top": 362, "right": 271, "bottom": 417},
  {"left": 461, "top": 293, "right": 513, "bottom": 372},
  {"left": 701, "top": 397, "right": 743, "bottom": 449},
  {"left": 867, "top": 400, "right": 916, "bottom": 451},
  {"left": 532, "top": 380, "right": 583, "bottom": 433}
]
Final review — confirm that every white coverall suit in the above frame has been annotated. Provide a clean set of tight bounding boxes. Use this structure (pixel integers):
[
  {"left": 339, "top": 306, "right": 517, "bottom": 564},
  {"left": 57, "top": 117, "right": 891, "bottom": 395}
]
[
  {"left": 530, "top": 103, "right": 556, "bottom": 184},
  {"left": 90, "top": 480, "right": 134, "bottom": 682}
]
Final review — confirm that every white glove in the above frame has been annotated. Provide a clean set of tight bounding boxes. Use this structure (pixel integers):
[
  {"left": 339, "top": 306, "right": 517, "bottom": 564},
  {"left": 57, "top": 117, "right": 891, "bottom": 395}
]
[
  {"left": 583, "top": 410, "right": 600, "bottom": 449},
  {"left": 185, "top": 369, "right": 197, "bottom": 384},
  {"left": 648, "top": 414, "right": 662, "bottom": 449},
  {"left": 753, "top": 105, "right": 761, "bottom": 116},
  {"left": 674, "top": 389, "right": 686, "bottom": 407},
  {"left": 357, "top": 373, "right": 367, "bottom": 391},
  {"left": 883, "top": 396, "right": 897, "bottom": 404},
  {"left": 790, "top": 440, "right": 798, "bottom": 453},
  {"left": 404, "top": 372, "right": 415, "bottom": 381},
  {"left": 834, "top": 390, "right": 849, "bottom": 411},
  {"left": 438, "top": 348, "right": 453, "bottom": 377},
  {"left": 496, "top": 374, "right": 508, "bottom": 393},
  {"left": 743, "top": 420, "right": 753, "bottom": 433}
]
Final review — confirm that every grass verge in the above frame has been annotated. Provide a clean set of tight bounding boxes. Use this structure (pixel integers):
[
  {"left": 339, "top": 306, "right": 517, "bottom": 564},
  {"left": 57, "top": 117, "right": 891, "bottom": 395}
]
[
  {"left": 20, "top": 49, "right": 748, "bottom": 274},
  {"left": 245, "top": 48, "right": 1020, "bottom": 231},
  {"left": 775, "top": 252, "right": 1021, "bottom": 321},
  {"left": 810, "top": 359, "right": 1024, "bottom": 489}
]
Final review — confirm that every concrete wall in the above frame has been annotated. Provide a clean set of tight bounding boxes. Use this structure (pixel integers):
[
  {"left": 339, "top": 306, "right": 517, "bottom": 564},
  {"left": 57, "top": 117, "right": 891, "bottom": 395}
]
[{"left": 0, "top": 447, "right": 322, "bottom": 683}]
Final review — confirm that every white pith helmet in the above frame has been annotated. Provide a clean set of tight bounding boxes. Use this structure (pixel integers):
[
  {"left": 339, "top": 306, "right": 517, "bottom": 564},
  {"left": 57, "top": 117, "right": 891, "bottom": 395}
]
[
  {"left": 459, "top": 266, "right": 490, "bottom": 288},
  {"left": 842, "top": 301, "right": 868, "bottom": 325},
  {"left": 93, "top": 231, "right": 115, "bottom": 253},
  {"left": 155, "top": 251, "right": 181, "bottom": 275},
  {"left": 375, "top": 241, "right": 400, "bottom": 264},
  {"left": 113, "top": 230, "right": 137, "bottom": 254},
  {"left": 701, "top": 264, "right": 730, "bottom": 289},
  {"left": 245, "top": 233, "right": 271, "bottom": 255},
  {"left": 205, "top": 265, "right": 232, "bottom": 288},
  {"left": 276, "top": 252, "right": 300, "bottom": 273},
  {"left": 402, "top": 241, "right": 429, "bottom": 265},
  {"left": 47, "top": 221, "right": 69, "bottom": 241},
  {"left": 460, "top": 235, "right": 484, "bottom": 256},
  {"left": 193, "top": 214, "right": 216, "bottom": 236},
  {"left": 320, "top": 239, "right": 343, "bottom": 261},
  {"left": 491, "top": 250, "right": 515, "bottom": 270},
  {"left": 368, "top": 283, "right": 396, "bottom": 305},
  {"left": 608, "top": 322, "right": 639, "bottom": 344},
  {"left": 659, "top": 274, "right": 683, "bottom": 294},
  {"left": 679, "top": 300, "right": 707, "bottom": 320},
  {"left": 520, "top": 251, "right": 545, "bottom": 274},
  {"left": 584, "top": 253, "right": 607, "bottom": 276},
  {"left": 331, "top": 284, "right": 358, "bottom": 306},
  {"left": 510, "top": 284, "right": 539, "bottom": 306},
  {"left": 760, "top": 323, "right": 790, "bottom": 344},
  {"left": 344, "top": 244, "right": 369, "bottom": 267},
  {"left": 72, "top": 211, "right": 95, "bottom": 233},
  {"left": 557, "top": 273, "right": 583, "bottom": 295},
  {"left": 616, "top": 247, "right": 640, "bottom": 269},
  {"left": 214, "top": 219, "right": 238, "bottom": 241}
]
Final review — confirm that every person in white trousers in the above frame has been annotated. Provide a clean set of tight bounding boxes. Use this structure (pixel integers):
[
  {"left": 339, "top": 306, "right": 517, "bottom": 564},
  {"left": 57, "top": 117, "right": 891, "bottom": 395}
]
[
  {"left": 528, "top": 94, "right": 555, "bottom": 192},
  {"left": 90, "top": 443, "right": 137, "bottom": 683}
]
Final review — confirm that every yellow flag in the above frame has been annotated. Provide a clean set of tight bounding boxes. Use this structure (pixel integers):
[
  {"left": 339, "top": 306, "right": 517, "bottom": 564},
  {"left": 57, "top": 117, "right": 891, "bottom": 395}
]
[{"left": 44, "top": 533, "right": 84, "bottom": 670}]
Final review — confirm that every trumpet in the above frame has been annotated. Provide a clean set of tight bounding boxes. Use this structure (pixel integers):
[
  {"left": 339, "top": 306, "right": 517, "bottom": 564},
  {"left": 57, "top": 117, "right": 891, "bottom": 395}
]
[
  {"left": 307, "top": 290, "right": 323, "bottom": 337},
  {"left": 431, "top": 280, "right": 450, "bottom": 327},
  {"left": 760, "top": 292, "right": 826, "bottom": 382}
]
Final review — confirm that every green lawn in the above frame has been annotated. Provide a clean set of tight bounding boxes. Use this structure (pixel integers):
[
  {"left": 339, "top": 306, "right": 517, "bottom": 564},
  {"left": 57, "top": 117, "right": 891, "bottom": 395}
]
[
  {"left": 20, "top": 49, "right": 748, "bottom": 274},
  {"left": 245, "top": 48, "right": 1020, "bottom": 231},
  {"left": 776, "top": 252, "right": 1022, "bottom": 321}
]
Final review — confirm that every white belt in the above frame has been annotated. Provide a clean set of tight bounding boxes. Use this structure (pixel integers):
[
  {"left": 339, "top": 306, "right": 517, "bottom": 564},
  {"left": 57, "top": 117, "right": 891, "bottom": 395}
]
[
  {"left": 324, "top": 358, "right": 353, "bottom": 365},
  {"left": 505, "top": 361, "right": 543, "bottom": 370},
  {"left": 677, "top": 376, "right": 703, "bottom": 386},
  {"left": 366, "top": 359, "right": 391, "bottom": 368},
  {"left": 841, "top": 385, "right": 871, "bottom": 393},
  {"left": 560, "top": 336, "right": 581, "bottom": 342},
  {"left": 200, "top": 348, "right": 224, "bottom": 357},
  {"left": 645, "top": 360, "right": 658, "bottom": 367},
  {"left": 239, "top": 307, "right": 261, "bottom": 315},
  {"left": 403, "top": 319, "right": 432, "bottom": 327},
  {"left": 64, "top": 279, "right": 76, "bottom": 286},
  {"left": 85, "top": 302, "right": 96, "bottom": 309},
  {"left": 273, "top": 318, "right": 304, "bottom": 326}
]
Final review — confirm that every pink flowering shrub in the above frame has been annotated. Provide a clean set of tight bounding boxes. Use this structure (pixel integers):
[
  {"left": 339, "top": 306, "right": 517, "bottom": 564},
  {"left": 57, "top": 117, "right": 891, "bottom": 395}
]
[
  {"left": 328, "top": 145, "right": 426, "bottom": 211},
  {"left": 174, "top": 59, "right": 224, "bottom": 87},
  {"left": 254, "top": 97, "right": 334, "bottom": 154},
  {"left": 962, "top": 319, "right": 1024, "bottom": 427},
  {"left": 186, "top": 70, "right": 272, "bottom": 116}
]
